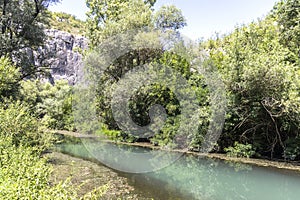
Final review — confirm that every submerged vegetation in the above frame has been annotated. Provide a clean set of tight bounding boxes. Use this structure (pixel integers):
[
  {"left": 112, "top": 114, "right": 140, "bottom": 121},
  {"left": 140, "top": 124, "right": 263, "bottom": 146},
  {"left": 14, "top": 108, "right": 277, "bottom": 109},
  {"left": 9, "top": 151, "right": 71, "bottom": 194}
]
[{"left": 0, "top": 0, "right": 299, "bottom": 199}]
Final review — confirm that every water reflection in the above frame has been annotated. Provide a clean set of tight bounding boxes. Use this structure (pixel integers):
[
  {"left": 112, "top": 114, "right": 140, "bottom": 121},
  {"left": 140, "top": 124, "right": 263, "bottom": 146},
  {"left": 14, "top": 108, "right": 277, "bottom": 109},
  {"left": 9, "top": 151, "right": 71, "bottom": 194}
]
[
  {"left": 148, "top": 154, "right": 300, "bottom": 200},
  {"left": 81, "top": 138, "right": 184, "bottom": 173},
  {"left": 56, "top": 142, "right": 300, "bottom": 200}
]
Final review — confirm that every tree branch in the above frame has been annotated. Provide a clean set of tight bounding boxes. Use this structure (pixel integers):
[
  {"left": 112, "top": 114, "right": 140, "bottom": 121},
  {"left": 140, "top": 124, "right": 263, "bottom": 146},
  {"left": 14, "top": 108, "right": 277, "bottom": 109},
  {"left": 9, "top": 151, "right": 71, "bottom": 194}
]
[
  {"left": 261, "top": 100, "right": 286, "bottom": 158},
  {"left": 1, "top": 0, "right": 8, "bottom": 34}
]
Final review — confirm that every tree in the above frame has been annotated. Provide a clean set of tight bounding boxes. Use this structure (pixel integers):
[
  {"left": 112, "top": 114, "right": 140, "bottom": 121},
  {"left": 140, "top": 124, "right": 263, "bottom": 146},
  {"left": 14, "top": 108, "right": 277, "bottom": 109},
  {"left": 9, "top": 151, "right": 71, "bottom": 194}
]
[
  {"left": 84, "top": 0, "right": 208, "bottom": 147},
  {"left": 153, "top": 5, "right": 187, "bottom": 31},
  {"left": 86, "top": 0, "right": 154, "bottom": 47},
  {"left": 272, "top": 0, "right": 300, "bottom": 63},
  {"left": 48, "top": 11, "right": 85, "bottom": 35},
  {"left": 208, "top": 17, "right": 300, "bottom": 159},
  {"left": 20, "top": 79, "right": 74, "bottom": 131},
  {"left": 85, "top": 0, "right": 188, "bottom": 46},
  {"left": 0, "top": 0, "right": 59, "bottom": 78}
]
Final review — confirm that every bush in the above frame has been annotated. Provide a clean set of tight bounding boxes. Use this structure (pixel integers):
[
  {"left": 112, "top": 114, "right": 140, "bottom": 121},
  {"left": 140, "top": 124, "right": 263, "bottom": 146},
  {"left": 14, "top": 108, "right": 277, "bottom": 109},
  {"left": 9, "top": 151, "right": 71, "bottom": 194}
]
[
  {"left": 284, "top": 137, "right": 300, "bottom": 160},
  {"left": 20, "top": 80, "right": 75, "bottom": 131},
  {"left": 224, "top": 142, "right": 255, "bottom": 158},
  {"left": 0, "top": 138, "right": 76, "bottom": 199},
  {"left": 0, "top": 101, "right": 53, "bottom": 151},
  {"left": 0, "top": 105, "right": 107, "bottom": 199},
  {"left": 0, "top": 137, "right": 108, "bottom": 199},
  {"left": 208, "top": 17, "right": 300, "bottom": 159},
  {"left": 0, "top": 56, "right": 20, "bottom": 99},
  {"left": 0, "top": 101, "right": 107, "bottom": 199},
  {"left": 48, "top": 11, "right": 85, "bottom": 35}
]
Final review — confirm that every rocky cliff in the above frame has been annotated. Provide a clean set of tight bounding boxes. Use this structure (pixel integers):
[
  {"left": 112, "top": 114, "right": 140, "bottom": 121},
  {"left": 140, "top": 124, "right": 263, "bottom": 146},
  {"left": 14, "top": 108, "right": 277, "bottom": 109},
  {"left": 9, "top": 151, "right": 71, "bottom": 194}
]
[{"left": 36, "top": 29, "right": 88, "bottom": 85}]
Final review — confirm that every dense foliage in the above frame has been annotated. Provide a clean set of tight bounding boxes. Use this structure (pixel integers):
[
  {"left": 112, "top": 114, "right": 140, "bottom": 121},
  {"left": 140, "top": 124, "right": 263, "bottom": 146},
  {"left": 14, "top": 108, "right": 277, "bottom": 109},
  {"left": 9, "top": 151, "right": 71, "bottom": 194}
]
[
  {"left": 84, "top": 0, "right": 299, "bottom": 160},
  {"left": 272, "top": 0, "right": 300, "bottom": 63},
  {"left": 0, "top": 137, "right": 76, "bottom": 199},
  {"left": 0, "top": 55, "right": 105, "bottom": 199},
  {"left": 0, "top": 0, "right": 59, "bottom": 78},
  {"left": 20, "top": 80, "right": 74, "bottom": 131},
  {"left": 86, "top": 0, "right": 154, "bottom": 47},
  {"left": 206, "top": 1, "right": 300, "bottom": 159},
  {"left": 0, "top": 57, "right": 20, "bottom": 99},
  {"left": 84, "top": 0, "right": 210, "bottom": 148},
  {"left": 1, "top": 2, "right": 300, "bottom": 199},
  {"left": 48, "top": 11, "right": 85, "bottom": 35}
]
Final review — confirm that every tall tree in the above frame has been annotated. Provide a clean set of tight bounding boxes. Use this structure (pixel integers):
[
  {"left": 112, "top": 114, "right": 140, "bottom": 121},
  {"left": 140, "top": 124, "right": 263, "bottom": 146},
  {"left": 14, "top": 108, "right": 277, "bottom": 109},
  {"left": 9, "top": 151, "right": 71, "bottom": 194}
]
[
  {"left": 208, "top": 17, "right": 300, "bottom": 159},
  {"left": 153, "top": 5, "right": 187, "bottom": 31},
  {"left": 272, "top": 0, "right": 300, "bottom": 63},
  {"left": 84, "top": 0, "right": 198, "bottom": 146},
  {"left": 0, "top": 0, "right": 59, "bottom": 78},
  {"left": 86, "top": 0, "right": 154, "bottom": 47}
]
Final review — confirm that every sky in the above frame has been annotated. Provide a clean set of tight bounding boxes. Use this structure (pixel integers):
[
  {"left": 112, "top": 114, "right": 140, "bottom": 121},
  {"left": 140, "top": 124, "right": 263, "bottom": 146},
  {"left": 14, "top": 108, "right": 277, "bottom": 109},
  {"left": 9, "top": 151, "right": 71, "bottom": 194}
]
[{"left": 49, "top": 0, "right": 279, "bottom": 40}]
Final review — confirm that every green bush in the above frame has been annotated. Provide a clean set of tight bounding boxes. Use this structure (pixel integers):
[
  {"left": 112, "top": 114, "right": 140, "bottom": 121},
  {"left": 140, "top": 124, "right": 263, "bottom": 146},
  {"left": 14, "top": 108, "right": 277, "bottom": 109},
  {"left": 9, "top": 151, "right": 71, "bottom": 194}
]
[
  {"left": 224, "top": 142, "right": 255, "bottom": 158},
  {"left": 0, "top": 138, "right": 76, "bottom": 199},
  {"left": 0, "top": 101, "right": 107, "bottom": 199},
  {"left": 0, "top": 137, "right": 108, "bottom": 199},
  {"left": 208, "top": 16, "right": 300, "bottom": 159},
  {"left": 21, "top": 80, "right": 75, "bottom": 131},
  {"left": 0, "top": 101, "right": 106, "bottom": 199},
  {"left": 100, "top": 125, "right": 122, "bottom": 140},
  {"left": 48, "top": 11, "right": 85, "bottom": 35},
  {"left": 0, "top": 57, "right": 20, "bottom": 99},
  {"left": 284, "top": 137, "right": 300, "bottom": 160},
  {"left": 0, "top": 101, "right": 53, "bottom": 151}
]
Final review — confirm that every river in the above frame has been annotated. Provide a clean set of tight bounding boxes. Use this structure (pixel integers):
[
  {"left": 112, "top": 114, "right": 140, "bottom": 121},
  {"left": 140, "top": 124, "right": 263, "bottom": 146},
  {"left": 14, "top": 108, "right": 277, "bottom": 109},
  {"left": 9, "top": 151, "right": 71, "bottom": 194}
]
[{"left": 56, "top": 141, "right": 300, "bottom": 200}]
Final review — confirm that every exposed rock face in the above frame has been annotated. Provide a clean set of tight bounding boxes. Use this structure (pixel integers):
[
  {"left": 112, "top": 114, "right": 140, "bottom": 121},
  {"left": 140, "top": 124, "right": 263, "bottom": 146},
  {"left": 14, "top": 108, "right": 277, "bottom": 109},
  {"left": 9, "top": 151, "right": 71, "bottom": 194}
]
[{"left": 36, "top": 29, "right": 88, "bottom": 85}]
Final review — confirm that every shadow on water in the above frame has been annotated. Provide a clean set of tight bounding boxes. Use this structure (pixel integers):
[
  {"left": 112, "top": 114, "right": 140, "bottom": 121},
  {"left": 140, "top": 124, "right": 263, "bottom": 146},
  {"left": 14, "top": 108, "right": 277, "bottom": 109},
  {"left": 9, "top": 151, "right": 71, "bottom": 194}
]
[{"left": 55, "top": 140, "right": 300, "bottom": 200}]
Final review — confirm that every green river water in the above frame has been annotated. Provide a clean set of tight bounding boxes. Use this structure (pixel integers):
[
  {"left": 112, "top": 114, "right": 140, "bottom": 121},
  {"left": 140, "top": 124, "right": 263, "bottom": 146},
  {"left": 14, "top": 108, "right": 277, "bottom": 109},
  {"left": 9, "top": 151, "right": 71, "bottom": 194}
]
[{"left": 56, "top": 141, "right": 300, "bottom": 200}]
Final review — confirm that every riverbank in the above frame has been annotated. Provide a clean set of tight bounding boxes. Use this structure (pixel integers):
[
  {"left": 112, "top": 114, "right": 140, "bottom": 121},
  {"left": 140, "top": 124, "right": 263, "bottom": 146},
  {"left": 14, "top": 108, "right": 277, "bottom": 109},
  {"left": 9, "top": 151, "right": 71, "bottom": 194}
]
[
  {"left": 46, "top": 151, "right": 154, "bottom": 200},
  {"left": 198, "top": 153, "right": 300, "bottom": 173},
  {"left": 112, "top": 142, "right": 300, "bottom": 173},
  {"left": 123, "top": 142, "right": 300, "bottom": 173},
  {"left": 53, "top": 130, "right": 300, "bottom": 173}
]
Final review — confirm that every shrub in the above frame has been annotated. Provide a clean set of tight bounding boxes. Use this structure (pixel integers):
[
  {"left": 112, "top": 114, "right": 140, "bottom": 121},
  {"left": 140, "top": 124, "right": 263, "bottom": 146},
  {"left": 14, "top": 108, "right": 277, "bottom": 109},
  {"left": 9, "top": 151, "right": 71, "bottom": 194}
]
[
  {"left": 0, "top": 137, "right": 108, "bottom": 199},
  {"left": 20, "top": 80, "right": 75, "bottom": 131},
  {"left": 284, "top": 137, "right": 300, "bottom": 160},
  {"left": 0, "top": 101, "right": 53, "bottom": 151},
  {"left": 0, "top": 137, "right": 76, "bottom": 199},
  {"left": 224, "top": 142, "right": 255, "bottom": 158},
  {"left": 0, "top": 56, "right": 20, "bottom": 99},
  {"left": 208, "top": 17, "right": 300, "bottom": 159},
  {"left": 0, "top": 103, "right": 107, "bottom": 199}
]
